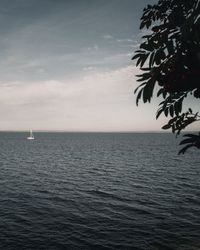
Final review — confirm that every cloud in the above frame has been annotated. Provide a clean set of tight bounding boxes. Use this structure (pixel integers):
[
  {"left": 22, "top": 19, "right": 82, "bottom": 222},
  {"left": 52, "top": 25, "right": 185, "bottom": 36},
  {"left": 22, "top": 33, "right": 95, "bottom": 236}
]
[
  {"left": 0, "top": 65, "right": 155, "bottom": 131},
  {"left": 0, "top": 66, "right": 137, "bottom": 106},
  {"left": 116, "top": 38, "right": 133, "bottom": 43},
  {"left": 103, "top": 34, "right": 113, "bottom": 39},
  {"left": 0, "top": 0, "right": 176, "bottom": 131},
  {"left": 83, "top": 66, "right": 96, "bottom": 71},
  {"left": 0, "top": 64, "right": 185, "bottom": 132},
  {"left": 0, "top": 80, "right": 79, "bottom": 106}
]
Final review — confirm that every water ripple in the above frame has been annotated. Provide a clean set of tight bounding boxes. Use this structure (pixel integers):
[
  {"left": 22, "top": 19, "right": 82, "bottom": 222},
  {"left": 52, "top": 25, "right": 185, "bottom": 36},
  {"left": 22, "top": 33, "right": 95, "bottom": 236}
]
[{"left": 0, "top": 132, "right": 199, "bottom": 249}]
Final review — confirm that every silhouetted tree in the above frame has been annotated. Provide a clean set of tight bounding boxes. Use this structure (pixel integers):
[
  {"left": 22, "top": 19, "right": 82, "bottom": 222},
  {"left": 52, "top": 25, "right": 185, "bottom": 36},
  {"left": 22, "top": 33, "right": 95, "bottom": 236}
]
[{"left": 132, "top": 0, "right": 200, "bottom": 154}]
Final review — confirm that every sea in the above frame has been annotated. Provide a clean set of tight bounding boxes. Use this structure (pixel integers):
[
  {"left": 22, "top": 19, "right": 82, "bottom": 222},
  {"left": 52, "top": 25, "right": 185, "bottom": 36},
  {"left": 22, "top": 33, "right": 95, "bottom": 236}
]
[{"left": 0, "top": 132, "right": 199, "bottom": 250}]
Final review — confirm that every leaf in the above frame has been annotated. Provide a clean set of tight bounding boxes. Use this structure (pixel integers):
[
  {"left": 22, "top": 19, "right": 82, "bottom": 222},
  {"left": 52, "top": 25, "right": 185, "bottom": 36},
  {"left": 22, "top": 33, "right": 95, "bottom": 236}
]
[
  {"left": 142, "top": 79, "right": 155, "bottom": 103},
  {"left": 140, "top": 53, "right": 150, "bottom": 67},
  {"left": 136, "top": 72, "right": 151, "bottom": 81},
  {"left": 167, "top": 118, "right": 176, "bottom": 127},
  {"left": 164, "top": 107, "right": 168, "bottom": 117},
  {"left": 157, "top": 88, "right": 163, "bottom": 97},
  {"left": 183, "top": 133, "right": 198, "bottom": 139},
  {"left": 169, "top": 105, "right": 174, "bottom": 117},
  {"left": 136, "top": 88, "right": 143, "bottom": 106},
  {"left": 149, "top": 52, "right": 155, "bottom": 67},
  {"left": 174, "top": 99, "right": 182, "bottom": 115},
  {"left": 136, "top": 57, "right": 142, "bottom": 67},
  {"left": 132, "top": 54, "right": 141, "bottom": 60},
  {"left": 140, "top": 43, "right": 154, "bottom": 52},
  {"left": 134, "top": 82, "right": 146, "bottom": 94},
  {"left": 140, "top": 21, "right": 146, "bottom": 30},
  {"left": 156, "top": 108, "right": 163, "bottom": 119},
  {"left": 179, "top": 138, "right": 194, "bottom": 145},
  {"left": 142, "top": 35, "right": 151, "bottom": 39},
  {"left": 141, "top": 67, "right": 151, "bottom": 71},
  {"left": 142, "top": 85, "right": 150, "bottom": 103},
  {"left": 162, "top": 124, "right": 171, "bottom": 130},
  {"left": 162, "top": 90, "right": 167, "bottom": 99},
  {"left": 178, "top": 144, "right": 194, "bottom": 155}
]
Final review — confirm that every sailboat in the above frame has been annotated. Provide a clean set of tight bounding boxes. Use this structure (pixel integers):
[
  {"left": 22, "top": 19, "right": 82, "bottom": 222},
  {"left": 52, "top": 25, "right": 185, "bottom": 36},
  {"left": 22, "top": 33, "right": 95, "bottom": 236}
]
[{"left": 27, "top": 129, "right": 34, "bottom": 140}]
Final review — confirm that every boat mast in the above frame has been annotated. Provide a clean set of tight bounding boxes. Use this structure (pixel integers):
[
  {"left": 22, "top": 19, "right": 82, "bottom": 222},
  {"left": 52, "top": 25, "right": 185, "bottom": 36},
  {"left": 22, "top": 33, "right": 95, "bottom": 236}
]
[{"left": 30, "top": 129, "right": 33, "bottom": 137}]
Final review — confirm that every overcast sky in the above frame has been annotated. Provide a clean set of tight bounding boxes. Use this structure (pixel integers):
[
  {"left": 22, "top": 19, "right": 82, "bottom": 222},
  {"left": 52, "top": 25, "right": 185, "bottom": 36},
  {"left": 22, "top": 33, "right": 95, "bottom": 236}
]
[{"left": 0, "top": 0, "right": 198, "bottom": 131}]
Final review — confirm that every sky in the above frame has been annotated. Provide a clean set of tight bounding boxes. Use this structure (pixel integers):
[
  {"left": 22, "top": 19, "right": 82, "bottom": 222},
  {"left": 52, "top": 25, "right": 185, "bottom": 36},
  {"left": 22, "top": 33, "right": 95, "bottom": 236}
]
[{"left": 0, "top": 0, "right": 198, "bottom": 132}]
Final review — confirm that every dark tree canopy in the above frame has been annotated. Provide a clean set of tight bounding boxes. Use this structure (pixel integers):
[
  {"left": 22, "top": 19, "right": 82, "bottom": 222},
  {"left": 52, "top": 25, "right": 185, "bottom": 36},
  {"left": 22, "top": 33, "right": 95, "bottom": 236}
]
[{"left": 132, "top": 0, "right": 200, "bottom": 154}]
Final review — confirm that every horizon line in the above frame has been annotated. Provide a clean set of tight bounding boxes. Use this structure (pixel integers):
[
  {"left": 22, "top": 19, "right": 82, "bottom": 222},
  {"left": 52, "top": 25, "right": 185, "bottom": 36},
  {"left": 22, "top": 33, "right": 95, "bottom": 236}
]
[{"left": 0, "top": 130, "right": 198, "bottom": 133}]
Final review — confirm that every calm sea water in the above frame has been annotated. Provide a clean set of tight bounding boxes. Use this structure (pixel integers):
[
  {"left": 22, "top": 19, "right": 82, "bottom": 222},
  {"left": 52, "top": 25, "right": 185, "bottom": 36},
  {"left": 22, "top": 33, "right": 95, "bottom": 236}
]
[{"left": 0, "top": 132, "right": 199, "bottom": 250}]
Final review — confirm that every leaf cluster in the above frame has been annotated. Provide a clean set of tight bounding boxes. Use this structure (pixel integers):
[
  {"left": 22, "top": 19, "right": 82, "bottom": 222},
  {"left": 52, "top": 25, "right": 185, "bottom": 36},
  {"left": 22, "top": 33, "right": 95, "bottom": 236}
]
[
  {"left": 156, "top": 93, "right": 186, "bottom": 119},
  {"left": 133, "top": 0, "right": 200, "bottom": 154},
  {"left": 162, "top": 109, "right": 200, "bottom": 135}
]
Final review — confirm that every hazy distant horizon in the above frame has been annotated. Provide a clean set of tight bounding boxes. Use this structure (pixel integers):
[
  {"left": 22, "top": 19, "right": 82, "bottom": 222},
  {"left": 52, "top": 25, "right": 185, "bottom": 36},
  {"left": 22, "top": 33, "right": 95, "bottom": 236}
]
[{"left": 0, "top": 129, "right": 198, "bottom": 133}]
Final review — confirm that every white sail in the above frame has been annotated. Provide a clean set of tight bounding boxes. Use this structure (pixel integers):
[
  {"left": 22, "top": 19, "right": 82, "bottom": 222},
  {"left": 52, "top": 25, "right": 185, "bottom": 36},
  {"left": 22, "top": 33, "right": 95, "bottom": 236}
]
[{"left": 27, "top": 129, "right": 34, "bottom": 140}]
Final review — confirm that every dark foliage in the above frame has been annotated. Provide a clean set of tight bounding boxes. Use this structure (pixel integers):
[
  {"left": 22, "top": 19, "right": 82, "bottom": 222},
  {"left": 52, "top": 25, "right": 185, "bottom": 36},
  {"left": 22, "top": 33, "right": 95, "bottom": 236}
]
[{"left": 132, "top": 0, "right": 200, "bottom": 154}]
